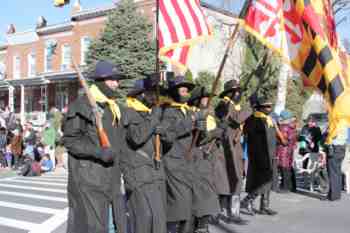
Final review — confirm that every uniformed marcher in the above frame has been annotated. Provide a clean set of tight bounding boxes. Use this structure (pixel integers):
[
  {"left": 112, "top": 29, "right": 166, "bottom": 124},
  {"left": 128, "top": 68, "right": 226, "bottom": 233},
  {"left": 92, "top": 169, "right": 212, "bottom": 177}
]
[
  {"left": 161, "top": 76, "right": 211, "bottom": 233},
  {"left": 121, "top": 74, "right": 167, "bottom": 233},
  {"left": 62, "top": 61, "right": 127, "bottom": 233},
  {"left": 241, "top": 96, "right": 278, "bottom": 216},
  {"left": 214, "top": 80, "right": 251, "bottom": 224},
  {"left": 188, "top": 86, "right": 221, "bottom": 229}
]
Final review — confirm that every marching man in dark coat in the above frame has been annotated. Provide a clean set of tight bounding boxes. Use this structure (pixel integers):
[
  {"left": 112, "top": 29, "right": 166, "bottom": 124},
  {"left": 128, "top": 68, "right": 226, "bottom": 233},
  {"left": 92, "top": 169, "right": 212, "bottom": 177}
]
[
  {"left": 162, "top": 76, "right": 212, "bottom": 233},
  {"left": 121, "top": 74, "right": 167, "bottom": 233},
  {"left": 62, "top": 61, "right": 127, "bottom": 233},
  {"left": 214, "top": 80, "right": 251, "bottom": 224},
  {"left": 188, "top": 86, "right": 221, "bottom": 228},
  {"left": 241, "top": 96, "right": 278, "bottom": 216}
]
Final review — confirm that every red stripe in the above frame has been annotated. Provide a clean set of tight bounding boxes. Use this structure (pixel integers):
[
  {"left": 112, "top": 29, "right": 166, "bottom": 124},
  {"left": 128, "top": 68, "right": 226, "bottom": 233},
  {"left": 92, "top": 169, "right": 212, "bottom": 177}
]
[
  {"left": 179, "top": 46, "right": 190, "bottom": 65},
  {"left": 165, "top": 49, "right": 174, "bottom": 57},
  {"left": 184, "top": 0, "right": 202, "bottom": 35},
  {"left": 159, "top": 0, "right": 179, "bottom": 44},
  {"left": 158, "top": 30, "right": 165, "bottom": 50},
  {"left": 171, "top": 0, "right": 192, "bottom": 39},
  {"left": 195, "top": 0, "right": 210, "bottom": 35}
]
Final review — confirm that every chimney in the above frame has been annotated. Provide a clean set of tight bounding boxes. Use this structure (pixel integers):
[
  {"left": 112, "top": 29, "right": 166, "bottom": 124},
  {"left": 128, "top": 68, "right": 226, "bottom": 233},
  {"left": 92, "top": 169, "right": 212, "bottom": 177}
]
[
  {"left": 6, "top": 24, "right": 16, "bottom": 34},
  {"left": 72, "top": 0, "right": 82, "bottom": 14}
]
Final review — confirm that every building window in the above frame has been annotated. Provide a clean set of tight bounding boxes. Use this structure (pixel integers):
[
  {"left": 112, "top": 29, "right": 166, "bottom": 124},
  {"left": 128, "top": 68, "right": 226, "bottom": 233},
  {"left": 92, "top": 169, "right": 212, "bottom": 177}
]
[
  {"left": 0, "top": 62, "right": 5, "bottom": 80},
  {"left": 61, "top": 44, "right": 72, "bottom": 71},
  {"left": 28, "top": 52, "right": 36, "bottom": 77},
  {"left": 13, "top": 56, "right": 21, "bottom": 79},
  {"left": 45, "top": 40, "right": 57, "bottom": 72},
  {"left": 81, "top": 36, "right": 92, "bottom": 65},
  {"left": 55, "top": 83, "right": 69, "bottom": 111}
]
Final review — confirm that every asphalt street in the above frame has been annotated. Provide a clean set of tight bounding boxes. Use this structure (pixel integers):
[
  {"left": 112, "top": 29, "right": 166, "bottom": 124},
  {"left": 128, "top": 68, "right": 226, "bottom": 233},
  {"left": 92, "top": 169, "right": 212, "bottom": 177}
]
[
  {"left": 211, "top": 190, "right": 350, "bottom": 233},
  {"left": 0, "top": 172, "right": 349, "bottom": 233},
  {"left": 0, "top": 172, "right": 68, "bottom": 233}
]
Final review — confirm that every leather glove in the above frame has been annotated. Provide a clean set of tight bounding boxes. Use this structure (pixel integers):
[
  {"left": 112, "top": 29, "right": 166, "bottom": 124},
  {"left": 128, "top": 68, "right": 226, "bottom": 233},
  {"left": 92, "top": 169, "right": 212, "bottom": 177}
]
[
  {"left": 193, "top": 109, "right": 208, "bottom": 121},
  {"left": 154, "top": 124, "right": 166, "bottom": 136},
  {"left": 96, "top": 148, "right": 114, "bottom": 163},
  {"left": 196, "top": 120, "right": 207, "bottom": 131}
]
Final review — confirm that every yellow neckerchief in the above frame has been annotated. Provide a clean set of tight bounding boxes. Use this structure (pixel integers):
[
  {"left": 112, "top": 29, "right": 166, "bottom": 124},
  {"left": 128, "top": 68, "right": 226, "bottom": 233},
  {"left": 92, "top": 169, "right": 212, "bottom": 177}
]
[
  {"left": 191, "top": 106, "right": 217, "bottom": 131},
  {"left": 254, "top": 111, "right": 274, "bottom": 128},
  {"left": 223, "top": 96, "right": 241, "bottom": 111},
  {"left": 170, "top": 101, "right": 191, "bottom": 115},
  {"left": 126, "top": 97, "right": 151, "bottom": 113},
  {"left": 89, "top": 84, "right": 121, "bottom": 125}
]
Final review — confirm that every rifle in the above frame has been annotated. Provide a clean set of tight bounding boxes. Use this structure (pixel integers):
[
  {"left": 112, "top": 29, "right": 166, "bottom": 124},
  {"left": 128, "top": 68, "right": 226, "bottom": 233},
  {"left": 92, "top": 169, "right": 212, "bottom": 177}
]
[{"left": 72, "top": 60, "right": 111, "bottom": 149}]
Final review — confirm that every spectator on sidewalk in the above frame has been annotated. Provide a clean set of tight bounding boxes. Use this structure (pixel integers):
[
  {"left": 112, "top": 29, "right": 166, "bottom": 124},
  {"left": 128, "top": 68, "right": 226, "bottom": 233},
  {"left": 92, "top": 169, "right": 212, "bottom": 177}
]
[
  {"left": 10, "top": 129, "right": 23, "bottom": 169},
  {"left": 41, "top": 122, "right": 56, "bottom": 169},
  {"left": 40, "top": 154, "right": 54, "bottom": 173},
  {"left": 276, "top": 110, "right": 298, "bottom": 193},
  {"left": 4, "top": 145, "right": 13, "bottom": 168},
  {"left": 325, "top": 126, "right": 348, "bottom": 201},
  {"left": 19, "top": 156, "right": 41, "bottom": 177},
  {"left": 0, "top": 127, "right": 7, "bottom": 167},
  {"left": 23, "top": 122, "right": 37, "bottom": 161}
]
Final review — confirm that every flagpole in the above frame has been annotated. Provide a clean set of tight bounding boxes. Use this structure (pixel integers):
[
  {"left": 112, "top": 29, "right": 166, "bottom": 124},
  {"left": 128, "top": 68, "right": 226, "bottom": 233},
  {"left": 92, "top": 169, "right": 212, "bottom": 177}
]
[
  {"left": 154, "top": 0, "right": 161, "bottom": 170},
  {"left": 155, "top": 0, "right": 160, "bottom": 74},
  {"left": 186, "top": 0, "right": 250, "bottom": 159}
]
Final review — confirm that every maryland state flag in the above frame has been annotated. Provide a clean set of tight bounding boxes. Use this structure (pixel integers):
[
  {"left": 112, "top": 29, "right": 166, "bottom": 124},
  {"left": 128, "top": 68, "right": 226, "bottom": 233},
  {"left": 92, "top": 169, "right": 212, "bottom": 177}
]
[{"left": 241, "top": 0, "right": 350, "bottom": 143}]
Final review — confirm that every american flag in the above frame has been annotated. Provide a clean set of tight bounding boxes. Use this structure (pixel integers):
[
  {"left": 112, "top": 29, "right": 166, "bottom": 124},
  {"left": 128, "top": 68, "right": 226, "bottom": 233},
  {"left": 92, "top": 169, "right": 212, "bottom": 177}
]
[{"left": 158, "top": 0, "right": 212, "bottom": 71}]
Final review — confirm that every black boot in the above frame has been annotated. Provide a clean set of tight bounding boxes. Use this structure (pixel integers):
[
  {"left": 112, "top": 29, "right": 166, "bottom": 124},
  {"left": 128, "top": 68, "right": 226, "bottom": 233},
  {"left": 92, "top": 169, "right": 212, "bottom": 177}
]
[
  {"left": 258, "top": 193, "right": 278, "bottom": 216},
  {"left": 227, "top": 195, "right": 248, "bottom": 225},
  {"left": 240, "top": 193, "right": 257, "bottom": 216},
  {"left": 194, "top": 216, "right": 209, "bottom": 233}
]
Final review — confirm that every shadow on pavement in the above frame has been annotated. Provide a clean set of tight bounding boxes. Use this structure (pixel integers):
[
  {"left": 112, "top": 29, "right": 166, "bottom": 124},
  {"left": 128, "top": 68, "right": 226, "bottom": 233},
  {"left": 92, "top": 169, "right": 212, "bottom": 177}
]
[
  {"left": 294, "top": 188, "right": 326, "bottom": 200},
  {"left": 210, "top": 222, "right": 240, "bottom": 233}
]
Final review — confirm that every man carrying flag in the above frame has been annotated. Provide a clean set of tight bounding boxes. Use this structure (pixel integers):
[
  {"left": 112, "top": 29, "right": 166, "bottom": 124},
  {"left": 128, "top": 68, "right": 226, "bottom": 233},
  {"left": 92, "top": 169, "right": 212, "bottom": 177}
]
[{"left": 241, "top": 0, "right": 350, "bottom": 202}]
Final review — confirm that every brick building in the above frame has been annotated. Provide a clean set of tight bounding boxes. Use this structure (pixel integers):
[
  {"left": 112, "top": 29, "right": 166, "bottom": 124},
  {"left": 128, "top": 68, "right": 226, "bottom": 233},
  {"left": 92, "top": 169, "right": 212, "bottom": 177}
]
[{"left": 0, "top": 0, "right": 241, "bottom": 124}]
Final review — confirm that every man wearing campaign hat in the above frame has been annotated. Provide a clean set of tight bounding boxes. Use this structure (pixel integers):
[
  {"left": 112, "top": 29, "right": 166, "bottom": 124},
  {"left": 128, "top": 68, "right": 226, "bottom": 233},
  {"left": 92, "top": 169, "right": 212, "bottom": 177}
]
[
  {"left": 121, "top": 74, "right": 168, "bottom": 233},
  {"left": 161, "top": 76, "right": 209, "bottom": 233},
  {"left": 241, "top": 96, "right": 278, "bottom": 216},
  {"left": 62, "top": 60, "right": 127, "bottom": 233},
  {"left": 187, "top": 86, "right": 221, "bottom": 231},
  {"left": 214, "top": 79, "right": 251, "bottom": 224}
]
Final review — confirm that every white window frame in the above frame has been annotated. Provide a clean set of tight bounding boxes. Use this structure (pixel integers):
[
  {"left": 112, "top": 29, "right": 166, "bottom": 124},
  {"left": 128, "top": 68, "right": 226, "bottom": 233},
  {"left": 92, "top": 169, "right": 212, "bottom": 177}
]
[
  {"left": 45, "top": 40, "right": 56, "bottom": 72},
  {"left": 13, "top": 56, "right": 21, "bottom": 79},
  {"left": 61, "top": 44, "right": 72, "bottom": 71},
  {"left": 28, "top": 52, "right": 36, "bottom": 77},
  {"left": 81, "top": 36, "right": 92, "bottom": 65}
]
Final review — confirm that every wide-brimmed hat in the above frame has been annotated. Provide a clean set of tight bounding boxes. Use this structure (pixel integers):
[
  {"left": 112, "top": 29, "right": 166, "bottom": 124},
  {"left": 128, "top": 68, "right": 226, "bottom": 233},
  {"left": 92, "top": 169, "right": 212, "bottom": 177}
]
[
  {"left": 167, "top": 75, "right": 195, "bottom": 91},
  {"left": 127, "top": 73, "right": 160, "bottom": 97},
  {"left": 188, "top": 86, "right": 212, "bottom": 105},
  {"left": 219, "top": 79, "right": 240, "bottom": 98},
  {"left": 88, "top": 60, "right": 127, "bottom": 81},
  {"left": 255, "top": 96, "right": 273, "bottom": 108}
]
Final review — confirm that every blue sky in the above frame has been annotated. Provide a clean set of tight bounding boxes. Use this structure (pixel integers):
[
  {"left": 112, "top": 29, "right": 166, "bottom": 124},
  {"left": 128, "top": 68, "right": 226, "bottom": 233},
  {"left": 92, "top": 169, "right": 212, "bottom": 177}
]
[{"left": 0, "top": 0, "right": 349, "bottom": 43}]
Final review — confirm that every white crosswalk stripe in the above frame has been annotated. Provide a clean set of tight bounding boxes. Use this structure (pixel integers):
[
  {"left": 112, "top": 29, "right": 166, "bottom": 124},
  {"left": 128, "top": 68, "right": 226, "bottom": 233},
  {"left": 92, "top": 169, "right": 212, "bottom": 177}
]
[{"left": 0, "top": 172, "right": 68, "bottom": 233}]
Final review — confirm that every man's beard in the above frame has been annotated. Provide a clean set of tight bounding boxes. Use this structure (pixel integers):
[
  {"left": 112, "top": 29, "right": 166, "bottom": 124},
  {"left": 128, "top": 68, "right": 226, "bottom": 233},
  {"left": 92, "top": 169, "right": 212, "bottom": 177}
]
[{"left": 95, "top": 81, "right": 119, "bottom": 99}]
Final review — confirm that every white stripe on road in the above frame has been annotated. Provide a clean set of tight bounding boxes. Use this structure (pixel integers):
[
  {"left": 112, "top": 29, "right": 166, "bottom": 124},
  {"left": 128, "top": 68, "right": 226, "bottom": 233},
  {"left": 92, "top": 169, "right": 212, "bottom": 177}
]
[
  {"left": 0, "top": 216, "right": 39, "bottom": 231},
  {"left": 0, "top": 191, "right": 67, "bottom": 202},
  {"left": 4, "top": 180, "right": 67, "bottom": 187},
  {"left": 29, "top": 208, "right": 69, "bottom": 233},
  {"left": 0, "top": 200, "right": 61, "bottom": 215},
  {"left": 14, "top": 177, "right": 67, "bottom": 183},
  {"left": 0, "top": 183, "right": 66, "bottom": 194}
]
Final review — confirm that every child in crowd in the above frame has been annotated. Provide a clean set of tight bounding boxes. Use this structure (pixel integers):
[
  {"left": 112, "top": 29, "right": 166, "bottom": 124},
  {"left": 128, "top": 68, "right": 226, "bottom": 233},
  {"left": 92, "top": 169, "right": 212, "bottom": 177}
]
[
  {"left": 40, "top": 154, "right": 53, "bottom": 173},
  {"left": 4, "top": 145, "right": 12, "bottom": 168}
]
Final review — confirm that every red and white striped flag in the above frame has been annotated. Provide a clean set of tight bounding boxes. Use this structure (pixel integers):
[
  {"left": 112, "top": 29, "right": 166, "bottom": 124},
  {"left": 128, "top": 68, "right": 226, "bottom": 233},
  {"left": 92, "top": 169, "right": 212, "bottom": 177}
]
[
  {"left": 162, "top": 46, "right": 192, "bottom": 72},
  {"left": 158, "top": 0, "right": 212, "bottom": 71}
]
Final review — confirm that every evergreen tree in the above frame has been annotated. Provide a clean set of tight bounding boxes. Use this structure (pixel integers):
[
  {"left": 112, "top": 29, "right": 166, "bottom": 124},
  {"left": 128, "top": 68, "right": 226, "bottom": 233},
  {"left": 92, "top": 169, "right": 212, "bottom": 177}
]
[
  {"left": 239, "top": 34, "right": 280, "bottom": 108},
  {"left": 87, "top": 0, "right": 157, "bottom": 97}
]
